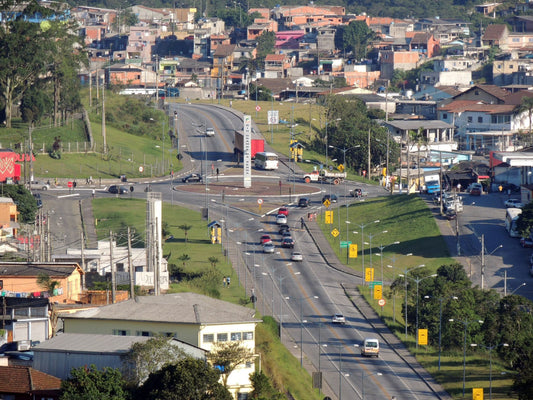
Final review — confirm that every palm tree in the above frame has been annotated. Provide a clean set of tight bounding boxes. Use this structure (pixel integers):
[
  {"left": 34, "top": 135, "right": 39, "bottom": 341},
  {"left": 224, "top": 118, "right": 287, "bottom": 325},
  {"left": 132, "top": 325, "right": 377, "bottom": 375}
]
[
  {"left": 208, "top": 257, "right": 219, "bottom": 268},
  {"left": 178, "top": 254, "right": 190, "bottom": 268},
  {"left": 178, "top": 224, "right": 192, "bottom": 243},
  {"left": 36, "top": 273, "right": 60, "bottom": 295},
  {"left": 515, "top": 96, "right": 533, "bottom": 146}
]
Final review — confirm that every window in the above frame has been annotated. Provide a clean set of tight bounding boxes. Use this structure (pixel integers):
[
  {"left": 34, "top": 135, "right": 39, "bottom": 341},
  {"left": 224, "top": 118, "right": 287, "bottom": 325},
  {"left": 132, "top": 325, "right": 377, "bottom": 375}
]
[
  {"left": 217, "top": 333, "right": 228, "bottom": 342},
  {"left": 114, "top": 329, "right": 128, "bottom": 336},
  {"left": 443, "top": 113, "right": 448, "bottom": 119},
  {"left": 203, "top": 334, "right": 214, "bottom": 343},
  {"left": 513, "top": 38, "right": 520, "bottom": 42},
  {"left": 137, "top": 331, "right": 151, "bottom": 337},
  {"left": 231, "top": 332, "right": 242, "bottom": 341},
  {"left": 467, "top": 116, "right": 473, "bottom": 123},
  {"left": 478, "top": 116, "right": 483, "bottom": 123},
  {"left": 243, "top": 332, "right": 254, "bottom": 340},
  {"left": 245, "top": 361, "right": 253, "bottom": 368},
  {"left": 475, "top": 90, "right": 480, "bottom": 95}
]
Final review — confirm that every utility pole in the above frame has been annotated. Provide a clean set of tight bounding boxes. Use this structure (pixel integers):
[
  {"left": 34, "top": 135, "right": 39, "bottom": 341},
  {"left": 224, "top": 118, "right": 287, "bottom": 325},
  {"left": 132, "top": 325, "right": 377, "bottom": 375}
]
[
  {"left": 102, "top": 77, "right": 107, "bottom": 154},
  {"left": 110, "top": 231, "right": 116, "bottom": 303},
  {"left": 367, "top": 128, "right": 371, "bottom": 180},
  {"left": 481, "top": 234, "right": 485, "bottom": 289},
  {"left": 155, "top": 217, "right": 160, "bottom": 296},
  {"left": 128, "top": 227, "right": 134, "bottom": 299},
  {"left": 81, "top": 232, "right": 86, "bottom": 291},
  {"left": 46, "top": 212, "right": 51, "bottom": 262}
]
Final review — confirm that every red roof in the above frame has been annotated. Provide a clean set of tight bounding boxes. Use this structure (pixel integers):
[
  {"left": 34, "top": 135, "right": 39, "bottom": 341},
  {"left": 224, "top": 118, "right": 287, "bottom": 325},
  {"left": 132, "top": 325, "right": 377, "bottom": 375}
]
[
  {"left": 265, "top": 54, "right": 286, "bottom": 62},
  {"left": 440, "top": 100, "right": 515, "bottom": 114},
  {"left": 0, "top": 366, "right": 61, "bottom": 394}
]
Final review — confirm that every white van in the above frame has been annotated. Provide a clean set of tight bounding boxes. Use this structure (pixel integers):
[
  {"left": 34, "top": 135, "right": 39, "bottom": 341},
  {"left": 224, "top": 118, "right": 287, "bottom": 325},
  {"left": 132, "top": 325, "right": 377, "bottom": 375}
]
[{"left": 360, "top": 338, "right": 380, "bottom": 357}]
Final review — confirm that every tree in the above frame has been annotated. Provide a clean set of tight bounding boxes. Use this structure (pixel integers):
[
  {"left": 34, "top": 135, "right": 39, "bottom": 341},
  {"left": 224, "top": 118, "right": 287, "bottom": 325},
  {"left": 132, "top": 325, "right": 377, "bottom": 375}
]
[
  {"left": 206, "top": 341, "right": 255, "bottom": 388},
  {"left": 516, "top": 202, "right": 533, "bottom": 238},
  {"left": 0, "top": 184, "right": 38, "bottom": 223},
  {"left": 515, "top": 96, "right": 533, "bottom": 147},
  {"left": 178, "top": 224, "right": 192, "bottom": 243},
  {"left": 249, "top": 371, "right": 284, "bottom": 400},
  {"left": 36, "top": 273, "right": 60, "bottom": 295},
  {"left": 178, "top": 254, "right": 190, "bottom": 268},
  {"left": 122, "top": 337, "right": 186, "bottom": 386},
  {"left": 256, "top": 31, "right": 275, "bottom": 62},
  {"left": 60, "top": 364, "right": 127, "bottom": 400},
  {"left": 136, "top": 357, "right": 231, "bottom": 400},
  {"left": 341, "top": 20, "right": 376, "bottom": 60},
  {"left": 208, "top": 256, "right": 219, "bottom": 268}
]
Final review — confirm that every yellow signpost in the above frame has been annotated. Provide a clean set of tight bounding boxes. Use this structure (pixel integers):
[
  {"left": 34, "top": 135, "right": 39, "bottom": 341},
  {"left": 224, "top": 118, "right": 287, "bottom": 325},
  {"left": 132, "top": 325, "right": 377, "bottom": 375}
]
[
  {"left": 473, "top": 388, "right": 483, "bottom": 400},
  {"left": 331, "top": 228, "right": 340, "bottom": 238},
  {"left": 418, "top": 329, "right": 428, "bottom": 346},
  {"left": 373, "top": 284, "right": 382, "bottom": 299},
  {"left": 325, "top": 210, "right": 333, "bottom": 224},
  {"left": 349, "top": 244, "right": 358, "bottom": 258},
  {"left": 323, "top": 198, "right": 331, "bottom": 208},
  {"left": 365, "top": 268, "right": 374, "bottom": 282}
]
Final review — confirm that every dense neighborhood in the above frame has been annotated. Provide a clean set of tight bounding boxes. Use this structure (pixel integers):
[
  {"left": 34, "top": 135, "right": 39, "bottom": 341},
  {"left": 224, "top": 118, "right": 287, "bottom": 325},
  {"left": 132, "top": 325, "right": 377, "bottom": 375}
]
[{"left": 6, "top": 0, "right": 533, "bottom": 399}]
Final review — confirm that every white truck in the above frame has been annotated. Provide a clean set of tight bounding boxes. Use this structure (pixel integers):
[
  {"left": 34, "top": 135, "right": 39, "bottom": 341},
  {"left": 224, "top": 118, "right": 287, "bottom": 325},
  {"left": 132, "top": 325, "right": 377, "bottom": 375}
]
[{"left": 303, "top": 170, "right": 346, "bottom": 185}]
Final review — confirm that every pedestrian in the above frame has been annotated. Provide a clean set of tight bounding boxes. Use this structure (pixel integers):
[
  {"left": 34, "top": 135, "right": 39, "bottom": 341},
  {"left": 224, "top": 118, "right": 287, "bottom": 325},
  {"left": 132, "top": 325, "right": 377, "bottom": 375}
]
[
  {"left": 300, "top": 217, "right": 304, "bottom": 229},
  {"left": 226, "top": 277, "right": 230, "bottom": 287},
  {"left": 223, "top": 277, "right": 227, "bottom": 287},
  {"left": 92, "top": 189, "right": 95, "bottom": 199}
]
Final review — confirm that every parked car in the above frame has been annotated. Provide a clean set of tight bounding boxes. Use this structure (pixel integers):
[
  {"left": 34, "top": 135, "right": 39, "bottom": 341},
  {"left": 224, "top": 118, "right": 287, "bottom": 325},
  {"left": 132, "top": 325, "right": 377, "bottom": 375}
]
[
  {"left": 332, "top": 314, "right": 346, "bottom": 324},
  {"left": 322, "top": 194, "right": 338, "bottom": 203},
  {"left": 276, "top": 214, "right": 288, "bottom": 225},
  {"left": 281, "top": 237, "right": 294, "bottom": 248},
  {"left": 445, "top": 209, "right": 457, "bottom": 220},
  {"left": 278, "top": 225, "right": 290, "bottom": 234},
  {"left": 350, "top": 188, "right": 368, "bottom": 198},
  {"left": 278, "top": 206, "right": 289, "bottom": 216},
  {"left": 32, "top": 181, "right": 50, "bottom": 190},
  {"left": 259, "top": 234, "right": 272, "bottom": 245},
  {"left": 505, "top": 199, "right": 524, "bottom": 208},
  {"left": 205, "top": 127, "right": 215, "bottom": 137},
  {"left": 521, "top": 236, "right": 533, "bottom": 248},
  {"left": 470, "top": 187, "right": 482, "bottom": 196},
  {"left": 182, "top": 173, "right": 203, "bottom": 183},
  {"left": 298, "top": 197, "right": 310, "bottom": 207},
  {"left": 282, "top": 231, "right": 292, "bottom": 239},
  {"left": 467, "top": 183, "right": 483, "bottom": 194},
  {"left": 108, "top": 185, "right": 128, "bottom": 194},
  {"left": 291, "top": 251, "right": 303, "bottom": 261},
  {"left": 263, "top": 243, "right": 275, "bottom": 253},
  {"left": 433, "top": 191, "right": 452, "bottom": 205}
]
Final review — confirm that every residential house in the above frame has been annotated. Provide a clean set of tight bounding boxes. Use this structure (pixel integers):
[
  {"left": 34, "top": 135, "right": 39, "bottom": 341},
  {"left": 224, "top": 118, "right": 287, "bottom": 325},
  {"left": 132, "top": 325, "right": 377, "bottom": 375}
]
[
  {"left": 196, "top": 18, "right": 225, "bottom": 36},
  {"left": 395, "top": 98, "right": 438, "bottom": 119},
  {"left": 0, "top": 197, "right": 18, "bottom": 240},
  {"left": 380, "top": 50, "right": 421, "bottom": 80},
  {"left": 316, "top": 26, "right": 336, "bottom": 52},
  {"left": 414, "top": 18, "right": 471, "bottom": 45},
  {"left": 408, "top": 32, "right": 440, "bottom": 58},
  {"left": 272, "top": 5, "right": 345, "bottom": 30},
  {"left": 126, "top": 26, "right": 159, "bottom": 64},
  {"left": 264, "top": 54, "right": 294, "bottom": 78},
  {"left": 210, "top": 34, "right": 230, "bottom": 54},
  {"left": 343, "top": 64, "right": 381, "bottom": 88},
  {"left": 354, "top": 93, "right": 397, "bottom": 115},
  {"left": 382, "top": 120, "right": 457, "bottom": 152},
  {"left": 0, "top": 366, "right": 61, "bottom": 400},
  {"left": 53, "top": 239, "right": 169, "bottom": 291},
  {"left": 61, "top": 293, "right": 261, "bottom": 399},
  {"left": 482, "top": 24, "right": 509, "bottom": 50},
  {"left": 475, "top": 3, "right": 501, "bottom": 17},
  {"left": 509, "top": 15, "right": 533, "bottom": 33},
  {"left": 212, "top": 44, "right": 236, "bottom": 88},
  {"left": 130, "top": 5, "right": 172, "bottom": 24},
  {"left": 0, "top": 297, "right": 50, "bottom": 345},
  {"left": 0, "top": 263, "right": 83, "bottom": 304},
  {"left": 32, "top": 333, "right": 206, "bottom": 380},
  {"left": 107, "top": 64, "right": 157, "bottom": 87},
  {"left": 507, "top": 32, "right": 533, "bottom": 51},
  {"left": 247, "top": 18, "right": 278, "bottom": 41},
  {"left": 492, "top": 58, "right": 533, "bottom": 86},
  {"left": 420, "top": 58, "right": 475, "bottom": 87}
]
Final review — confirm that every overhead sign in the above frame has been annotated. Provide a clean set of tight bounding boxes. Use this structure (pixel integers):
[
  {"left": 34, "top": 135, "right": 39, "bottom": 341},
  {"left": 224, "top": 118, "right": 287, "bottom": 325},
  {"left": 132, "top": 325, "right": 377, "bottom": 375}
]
[
  {"left": 243, "top": 115, "right": 252, "bottom": 188},
  {"left": 268, "top": 110, "right": 279, "bottom": 125}
]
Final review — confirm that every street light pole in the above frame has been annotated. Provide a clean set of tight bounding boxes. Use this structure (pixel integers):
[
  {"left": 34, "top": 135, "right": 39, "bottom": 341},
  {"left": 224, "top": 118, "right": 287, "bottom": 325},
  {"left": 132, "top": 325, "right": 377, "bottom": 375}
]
[
  {"left": 411, "top": 274, "right": 437, "bottom": 349},
  {"left": 399, "top": 264, "right": 425, "bottom": 340},
  {"left": 354, "top": 220, "right": 380, "bottom": 285}
]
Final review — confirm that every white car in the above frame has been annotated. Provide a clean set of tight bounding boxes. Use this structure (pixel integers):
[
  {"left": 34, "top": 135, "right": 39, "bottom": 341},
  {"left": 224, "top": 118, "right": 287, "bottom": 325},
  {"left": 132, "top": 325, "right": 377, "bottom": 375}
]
[
  {"left": 505, "top": 198, "right": 524, "bottom": 208},
  {"left": 332, "top": 314, "right": 346, "bottom": 324},
  {"left": 205, "top": 127, "right": 215, "bottom": 137},
  {"left": 276, "top": 214, "right": 287, "bottom": 225},
  {"left": 291, "top": 251, "right": 303, "bottom": 262},
  {"left": 263, "top": 243, "right": 275, "bottom": 253}
]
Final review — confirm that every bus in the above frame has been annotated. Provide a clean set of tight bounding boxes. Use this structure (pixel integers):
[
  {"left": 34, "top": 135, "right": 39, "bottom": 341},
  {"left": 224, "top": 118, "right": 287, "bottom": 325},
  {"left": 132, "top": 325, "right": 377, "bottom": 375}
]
[
  {"left": 254, "top": 152, "right": 279, "bottom": 170},
  {"left": 505, "top": 208, "right": 522, "bottom": 237}
]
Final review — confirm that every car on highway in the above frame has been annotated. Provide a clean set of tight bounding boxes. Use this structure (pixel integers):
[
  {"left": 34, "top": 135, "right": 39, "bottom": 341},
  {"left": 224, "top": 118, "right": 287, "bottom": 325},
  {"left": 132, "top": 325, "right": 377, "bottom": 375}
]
[
  {"left": 281, "top": 237, "right": 294, "bottom": 248},
  {"left": 291, "top": 251, "right": 303, "bottom": 261},
  {"left": 322, "top": 194, "right": 338, "bottom": 203},
  {"left": 278, "top": 224, "right": 290, "bottom": 234},
  {"left": 360, "top": 338, "right": 380, "bottom": 357},
  {"left": 332, "top": 314, "right": 346, "bottom": 324},
  {"left": 276, "top": 214, "right": 287, "bottom": 225},
  {"left": 298, "top": 197, "right": 310, "bottom": 207},
  {"left": 259, "top": 234, "right": 272, "bottom": 245},
  {"left": 282, "top": 231, "right": 292, "bottom": 239},
  {"left": 505, "top": 198, "right": 524, "bottom": 208},
  {"left": 108, "top": 185, "right": 128, "bottom": 194},
  {"left": 205, "top": 127, "right": 215, "bottom": 137},
  {"left": 263, "top": 243, "right": 275, "bottom": 253},
  {"left": 278, "top": 206, "right": 289, "bottom": 216},
  {"left": 182, "top": 173, "right": 203, "bottom": 183}
]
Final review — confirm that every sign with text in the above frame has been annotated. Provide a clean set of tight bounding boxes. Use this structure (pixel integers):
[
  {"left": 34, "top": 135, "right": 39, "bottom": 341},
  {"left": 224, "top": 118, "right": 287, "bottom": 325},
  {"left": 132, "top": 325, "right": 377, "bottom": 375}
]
[
  {"left": 243, "top": 115, "right": 252, "bottom": 188},
  {"left": 418, "top": 329, "right": 428, "bottom": 346},
  {"left": 365, "top": 268, "right": 374, "bottom": 282},
  {"left": 373, "top": 284, "right": 382, "bottom": 299},
  {"left": 325, "top": 210, "right": 333, "bottom": 224},
  {"left": 472, "top": 388, "right": 483, "bottom": 400},
  {"left": 268, "top": 110, "right": 279, "bottom": 125},
  {"left": 349, "top": 244, "right": 358, "bottom": 258}
]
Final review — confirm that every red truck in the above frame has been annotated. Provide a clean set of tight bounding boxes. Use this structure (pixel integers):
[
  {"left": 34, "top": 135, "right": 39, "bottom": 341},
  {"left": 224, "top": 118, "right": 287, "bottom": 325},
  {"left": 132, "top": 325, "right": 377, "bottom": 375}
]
[{"left": 234, "top": 130, "right": 265, "bottom": 161}]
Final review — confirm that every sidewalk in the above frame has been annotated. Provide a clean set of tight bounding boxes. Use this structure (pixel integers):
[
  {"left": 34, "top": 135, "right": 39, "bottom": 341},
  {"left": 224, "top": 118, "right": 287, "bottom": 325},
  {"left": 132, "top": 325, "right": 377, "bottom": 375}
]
[{"left": 303, "top": 218, "right": 452, "bottom": 400}]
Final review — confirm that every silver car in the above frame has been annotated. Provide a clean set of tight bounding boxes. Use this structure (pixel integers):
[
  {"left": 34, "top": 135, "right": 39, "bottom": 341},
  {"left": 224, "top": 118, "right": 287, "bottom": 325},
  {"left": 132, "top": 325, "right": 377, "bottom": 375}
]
[{"left": 263, "top": 243, "right": 275, "bottom": 253}]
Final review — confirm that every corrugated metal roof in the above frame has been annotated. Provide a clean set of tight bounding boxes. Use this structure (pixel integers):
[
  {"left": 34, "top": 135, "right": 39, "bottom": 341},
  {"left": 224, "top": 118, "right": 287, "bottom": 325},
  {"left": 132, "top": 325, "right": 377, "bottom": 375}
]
[{"left": 33, "top": 333, "right": 153, "bottom": 353}]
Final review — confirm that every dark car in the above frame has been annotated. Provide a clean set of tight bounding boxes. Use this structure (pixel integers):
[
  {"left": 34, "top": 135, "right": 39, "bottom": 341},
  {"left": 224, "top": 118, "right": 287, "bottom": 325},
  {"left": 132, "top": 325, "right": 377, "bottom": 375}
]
[
  {"left": 108, "top": 185, "right": 128, "bottom": 194},
  {"left": 281, "top": 237, "right": 295, "bottom": 248},
  {"left": 322, "top": 194, "right": 338, "bottom": 203},
  {"left": 182, "top": 173, "right": 203, "bottom": 183},
  {"left": 279, "top": 224, "right": 290, "bottom": 234},
  {"left": 298, "top": 197, "right": 310, "bottom": 207},
  {"left": 470, "top": 187, "right": 482, "bottom": 196}
]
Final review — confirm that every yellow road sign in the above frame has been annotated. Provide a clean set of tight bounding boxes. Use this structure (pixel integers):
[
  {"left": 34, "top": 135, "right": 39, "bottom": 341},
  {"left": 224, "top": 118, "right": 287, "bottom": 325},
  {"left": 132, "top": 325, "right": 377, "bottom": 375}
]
[
  {"left": 337, "top": 164, "right": 344, "bottom": 172},
  {"left": 323, "top": 198, "right": 331, "bottom": 208},
  {"left": 473, "top": 388, "right": 483, "bottom": 400},
  {"left": 365, "top": 267, "right": 374, "bottom": 282},
  {"left": 349, "top": 244, "right": 358, "bottom": 258},
  {"left": 331, "top": 228, "right": 340, "bottom": 237},
  {"left": 418, "top": 329, "right": 428, "bottom": 346},
  {"left": 325, "top": 210, "right": 333, "bottom": 224},
  {"left": 373, "top": 284, "right": 382, "bottom": 299}
]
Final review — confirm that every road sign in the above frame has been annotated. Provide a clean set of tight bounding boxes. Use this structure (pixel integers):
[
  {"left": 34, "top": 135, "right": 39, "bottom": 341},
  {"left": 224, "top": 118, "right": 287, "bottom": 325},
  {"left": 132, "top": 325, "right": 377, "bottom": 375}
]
[
  {"left": 340, "top": 241, "right": 352, "bottom": 248},
  {"left": 337, "top": 164, "right": 344, "bottom": 172},
  {"left": 257, "top": 198, "right": 263, "bottom": 205},
  {"left": 256, "top": 105, "right": 261, "bottom": 111},
  {"left": 368, "top": 281, "right": 382, "bottom": 288},
  {"left": 349, "top": 244, "right": 358, "bottom": 258},
  {"left": 365, "top": 268, "right": 374, "bottom": 282},
  {"left": 323, "top": 198, "right": 331, "bottom": 208},
  {"left": 68, "top": 181, "right": 73, "bottom": 188},
  {"left": 325, "top": 210, "right": 333, "bottom": 224},
  {"left": 378, "top": 298, "right": 386, "bottom": 306},
  {"left": 374, "top": 284, "right": 382, "bottom": 299},
  {"left": 267, "top": 110, "right": 279, "bottom": 125},
  {"left": 331, "top": 228, "right": 340, "bottom": 237},
  {"left": 139, "top": 166, "right": 144, "bottom": 173},
  {"left": 473, "top": 388, "right": 484, "bottom": 400},
  {"left": 418, "top": 329, "right": 428, "bottom": 346}
]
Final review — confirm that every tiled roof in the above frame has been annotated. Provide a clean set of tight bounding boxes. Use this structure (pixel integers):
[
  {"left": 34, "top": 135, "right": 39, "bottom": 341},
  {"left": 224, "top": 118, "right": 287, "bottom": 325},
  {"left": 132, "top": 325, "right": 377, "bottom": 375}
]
[
  {"left": 213, "top": 44, "right": 236, "bottom": 57},
  {"left": 453, "top": 85, "right": 510, "bottom": 101},
  {"left": 0, "top": 366, "right": 61, "bottom": 393},
  {"left": 439, "top": 100, "right": 515, "bottom": 113},
  {"left": 410, "top": 32, "right": 432, "bottom": 44},
  {"left": 62, "top": 292, "right": 259, "bottom": 325},
  {"left": 265, "top": 54, "right": 286, "bottom": 61},
  {"left": 502, "top": 90, "right": 533, "bottom": 105},
  {"left": 0, "top": 262, "right": 81, "bottom": 278},
  {"left": 483, "top": 24, "right": 507, "bottom": 40}
]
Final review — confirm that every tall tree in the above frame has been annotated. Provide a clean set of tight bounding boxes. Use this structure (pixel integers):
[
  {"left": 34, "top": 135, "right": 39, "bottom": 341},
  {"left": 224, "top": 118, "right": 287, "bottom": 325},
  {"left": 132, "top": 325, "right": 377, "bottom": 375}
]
[
  {"left": 122, "top": 337, "right": 186, "bottom": 386},
  {"left": 255, "top": 31, "right": 275, "bottom": 63},
  {"left": 341, "top": 20, "right": 376, "bottom": 60},
  {"left": 60, "top": 365, "right": 127, "bottom": 400},
  {"left": 136, "top": 357, "right": 232, "bottom": 400},
  {"left": 206, "top": 341, "right": 255, "bottom": 388},
  {"left": 515, "top": 96, "right": 533, "bottom": 147}
]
